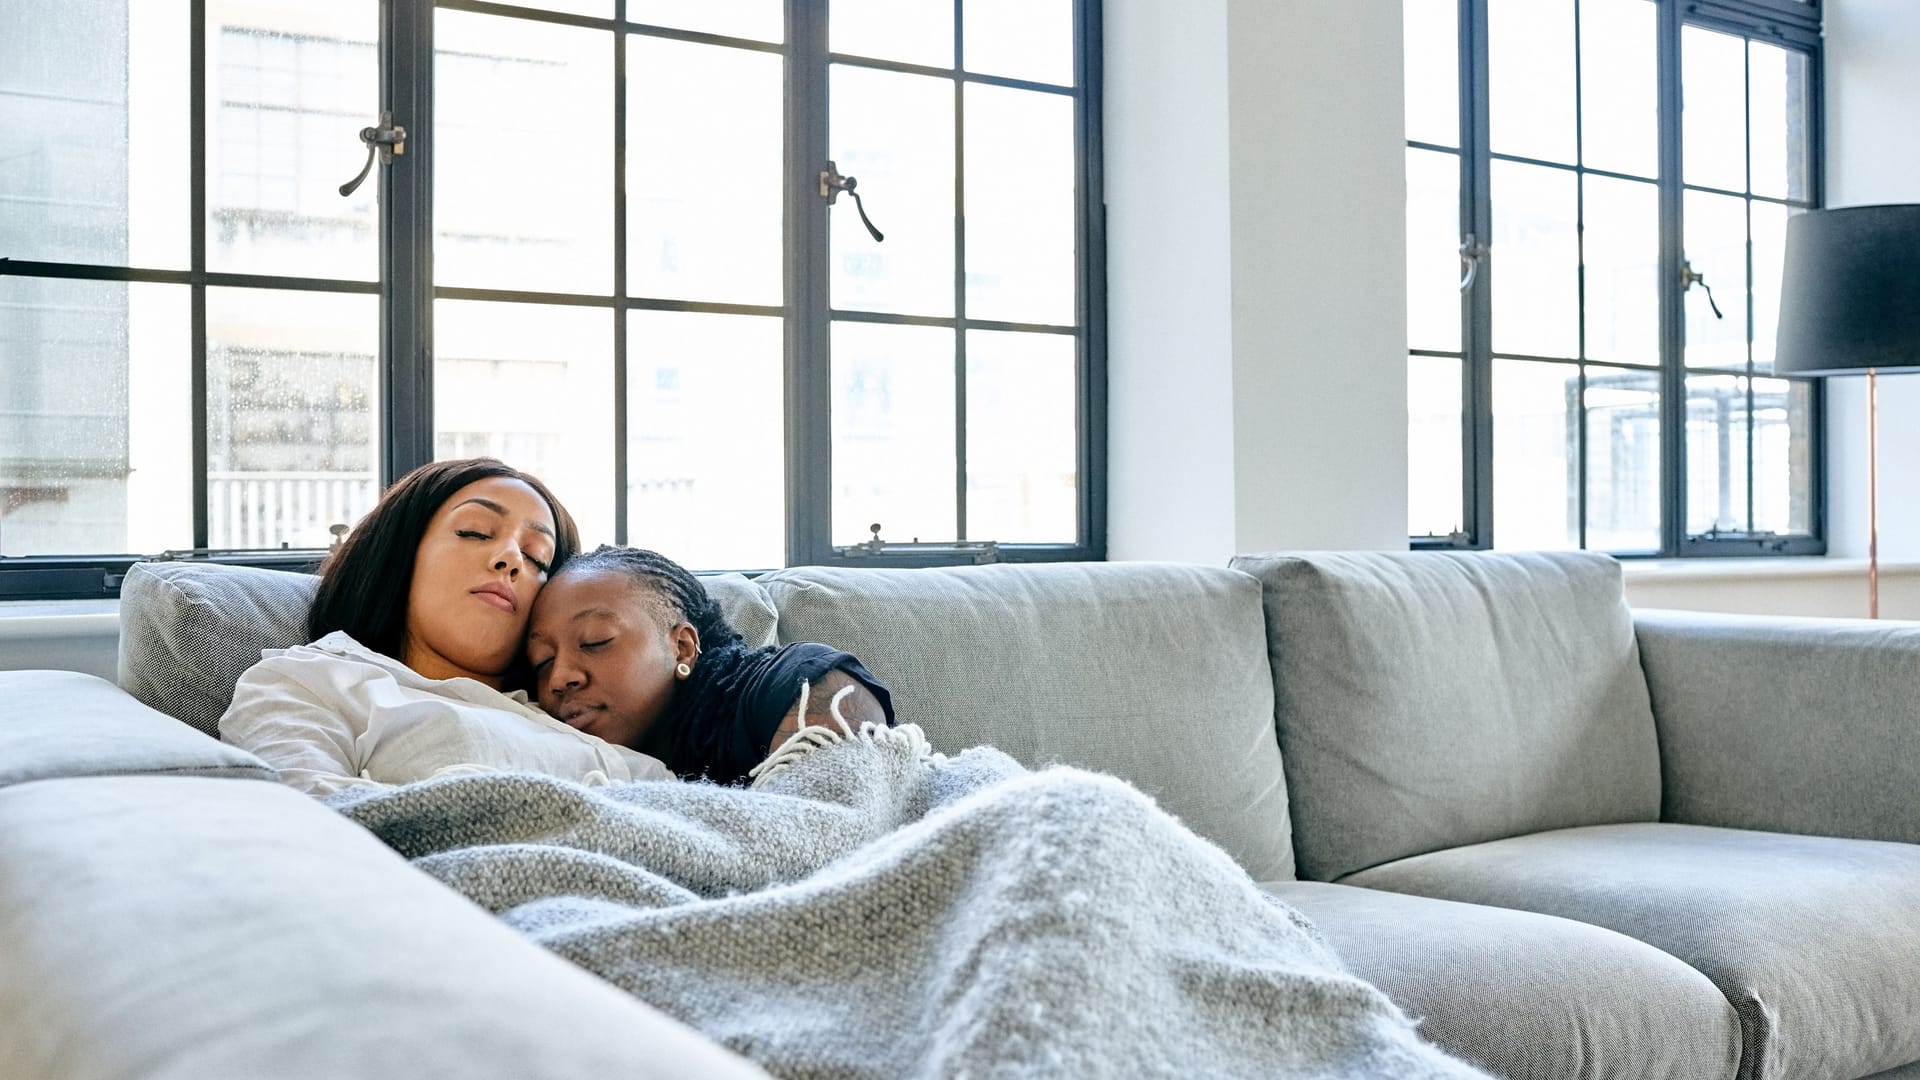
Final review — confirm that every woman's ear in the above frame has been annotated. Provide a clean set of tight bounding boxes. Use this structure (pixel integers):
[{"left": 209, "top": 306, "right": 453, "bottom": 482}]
[{"left": 670, "top": 622, "right": 701, "bottom": 666}]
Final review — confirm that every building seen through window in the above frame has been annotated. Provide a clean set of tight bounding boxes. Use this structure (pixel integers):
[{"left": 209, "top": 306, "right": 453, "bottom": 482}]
[{"left": 2, "top": 0, "right": 1097, "bottom": 580}]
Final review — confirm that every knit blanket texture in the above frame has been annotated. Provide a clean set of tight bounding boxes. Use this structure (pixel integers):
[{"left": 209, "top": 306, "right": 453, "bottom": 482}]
[{"left": 327, "top": 720, "right": 1490, "bottom": 1080}]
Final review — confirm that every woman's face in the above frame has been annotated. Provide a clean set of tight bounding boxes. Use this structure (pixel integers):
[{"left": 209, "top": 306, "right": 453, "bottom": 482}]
[
  {"left": 401, "top": 475, "right": 558, "bottom": 685},
  {"left": 526, "top": 569, "right": 698, "bottom": 748}
]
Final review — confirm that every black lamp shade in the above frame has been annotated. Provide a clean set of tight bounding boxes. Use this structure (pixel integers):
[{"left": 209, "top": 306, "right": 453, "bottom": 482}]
[{"left": 1774, "top": 203, "right": 1920, "bottom": 376}]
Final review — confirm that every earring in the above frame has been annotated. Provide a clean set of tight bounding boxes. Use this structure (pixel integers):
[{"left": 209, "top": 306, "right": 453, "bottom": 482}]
[{"left": 675, "top": 662, "right": 692, "bottom": 679}]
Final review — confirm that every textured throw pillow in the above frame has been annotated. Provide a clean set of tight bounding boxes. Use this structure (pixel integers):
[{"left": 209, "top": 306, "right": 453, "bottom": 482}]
[
  {"left": 759, "top": 562, "right": 1296, "bottom": 883},
  {"left": 1230, "top": 550, "right": 1662, "bottom": 883},
  {"left": 118, "top": 562, "right": 320, "bottom": 738},
  {"left": 119, "top": 561, "right": 779, "bottom": 738}
]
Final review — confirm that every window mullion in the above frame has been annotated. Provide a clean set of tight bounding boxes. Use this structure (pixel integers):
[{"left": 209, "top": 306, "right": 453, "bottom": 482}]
[
  {"left": 191, "top": 0, "right": 210, "bottom": 549},
  {"left": 1463, "top": 0, "right": 1495, "bottom": 549},
  {"left": 785, "top": 0, "right": 832, "bottom": 566},
  {"left": 1656, "top": 0, "right": 1687, "bottom": 556},
  {"left": 379, "top": 0, "right": 436, "bottom": 488}
]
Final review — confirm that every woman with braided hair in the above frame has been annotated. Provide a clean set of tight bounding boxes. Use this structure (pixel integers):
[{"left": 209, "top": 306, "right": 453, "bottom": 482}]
[{"left": 525, "top": 545, "right": 896, "bottom": 786}]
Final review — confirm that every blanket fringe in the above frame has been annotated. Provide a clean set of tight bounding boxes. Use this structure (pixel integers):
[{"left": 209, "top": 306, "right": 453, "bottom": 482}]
[{"left": 747, "top": 679, "right": 944, "bottom": 789}]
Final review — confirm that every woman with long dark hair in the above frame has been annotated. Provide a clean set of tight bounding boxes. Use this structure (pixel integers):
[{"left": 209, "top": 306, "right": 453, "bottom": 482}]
[{"left": 220, "top": 458, "right": 678, "bottom": 794}]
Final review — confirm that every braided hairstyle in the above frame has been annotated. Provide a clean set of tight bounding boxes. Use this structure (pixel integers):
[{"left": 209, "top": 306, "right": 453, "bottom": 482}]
[{"left": 554, "top": 545, "right": 770, "bottom": 782}]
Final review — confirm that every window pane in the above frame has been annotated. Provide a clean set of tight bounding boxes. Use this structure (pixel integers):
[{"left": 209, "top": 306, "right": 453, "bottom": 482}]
[
  {"left": 1579, "top": 0, "right": 1657, "bottom": 178},
  {"left": 1, "top": 0, "right": 190, "bottom": 268},
  {"left": 965, "top": 330, "right": 1076, "bottom": 543},
  {"left": 1403, "top": 0, "right": 1459, "bottom": 148},
  {"left": 1682, "top": 25, "right": 1746, "bottom": 192},
  {"left": 1750, "top": 201, "right": 1791, "bottom": 374},
  {"left": 628, "top": 38, "right": 782, "bottom": 305},
  {"left": 830, "top": 0, "right": 951, "bottom": 68},
  {"left": 1683, "top": 189, "right": 1749, "bottom": 372},
  {"left": 965, "top": 0, "right": 1073, "bottom": 86},
  {"left": 1492, "top": 160, "right": 1579, "bottom": 358},
  {"left": 1, "top": 279, "right": 191, "bottom": 555},
  {"left": 628, "top": 312, "right": 785, "bottom": 569},
  {"left": 830, "top": 66, "right": 955, "bottom": 317},
  {"left": 1582, "top": 174, "right": 1659, "bottom": 365},
  {"left": 1753, "top": 377, "right": 1814, "bottom": 536},
  {"left": 1407, "top": 148, "right": 1462, "bottom": 353},
  {"left": 436, "top": 11, "right": 613, "bottom": 295},
  {"left": 1408, "top": 355, "right": 1464, "bottom": 539},
  {"left": 831, "top": 322, "right": 955, "bottom": 545},
  {"left": 1584, "top": 365, "right": 1661, "bottom": 551},
  {"left": 208, "top": 2, "right": 378, "bottom": 281},
  {"left": 628, "top": 1, "right": 781, "bottom": 43},
  {"left": 1493, "top": 359, "right": 1578, "bottom": 551},
  {"left": 434, "top": 300, "right": 615, "bottom": 545},
  {"left": 1488, "top": 0, "right": 1576, "bottom": 165},
  {"left": 964, "top": 84, "right": 1074, "bottom": 325},
  {"left": 1685, "top": 373, "right": 1748, "bottom": 534},
  {"left": 207, "top": 287, "right": 378, "bottom": 550},
  {"left": 1749, "top": 42, "right": 1812, "bottom": 202}
]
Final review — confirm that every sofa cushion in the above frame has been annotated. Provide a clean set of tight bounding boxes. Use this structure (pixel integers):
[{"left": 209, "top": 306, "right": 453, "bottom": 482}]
[
  {"left": 0, "top": 775, "right": 765, "bottom": 1080},
  {"left": 1342, "top": 823, "right": 1920, "bottom": 1080},
  {"left": 119, "top": 560, "right": 780, "bottom": 737},
  {"left": 1230, "top": 550, "right": 1661, "bottom": 882},
  {"left": 1268, "top": 880, "right": 1739, "bottom": 1080},
  {"left": 759, "top": 562, "right": 1295, "bottom": 882},
  {"left": 0, "top": 670, "right": 276, "bottom": 788}
]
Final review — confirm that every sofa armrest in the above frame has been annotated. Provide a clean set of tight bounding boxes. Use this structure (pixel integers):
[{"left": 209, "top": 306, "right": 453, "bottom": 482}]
[
  {"left": 0, "top": 775, "right": 766, "bottom": 1080},
  {"left": 1634, "top": 608, "right": 1920, "bottom": 844},
  {"left": 0, "top": 669, "right": 277, "bottom": 788}
]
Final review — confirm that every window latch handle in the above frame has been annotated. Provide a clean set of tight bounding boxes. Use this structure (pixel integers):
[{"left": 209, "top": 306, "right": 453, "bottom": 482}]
[
  {"left": 339, "top": 112, "right": 407, "bottom": 198},
  {"left": 1458, "top": 234, "right": 1485, "bottom": 292},
  {"left": 1681, "top": 259, "right": 1725, "bottom": 319},
  {"left": 820, "top": 160, "right": 885, "bottom": 242}
]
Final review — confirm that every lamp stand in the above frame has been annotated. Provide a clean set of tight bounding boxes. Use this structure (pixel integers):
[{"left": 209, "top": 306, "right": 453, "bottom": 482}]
[{"left": 1869, "top": 367, "right": 1880, "bottom": 619}]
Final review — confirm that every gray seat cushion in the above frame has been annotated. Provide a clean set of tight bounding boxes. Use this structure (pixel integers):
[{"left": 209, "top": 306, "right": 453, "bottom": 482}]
[
  {"left": 759, "top": 562, "right": 1295, "bottom": 882},
  {"left": 1230, "top": 550, "right": 1662, "bottom": 882},
  {"left": 118, "top": 560, "right": 780, "bottom": 737},
  {"left": 1267, "top": 880, "right": 1739, "bottom": 1080},
  {"left": 1342, "top": 823, "right": 1920, "bottom": 1080},
  {"left": 0, "top": 670, "right": 276, "bottom": 788}
]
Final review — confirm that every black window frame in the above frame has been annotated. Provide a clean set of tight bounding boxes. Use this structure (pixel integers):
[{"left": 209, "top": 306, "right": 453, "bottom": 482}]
[
  {"left": 1407, "top": 0, "right": 1825, "bottom": 558},
  {"left": 0, "top": 0, "right": 1108, "bottom": 599}
]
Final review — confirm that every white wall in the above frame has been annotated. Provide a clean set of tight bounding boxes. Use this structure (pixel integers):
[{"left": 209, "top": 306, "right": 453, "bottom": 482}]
[
  {"left": 1822, "top": 0, "right": 1920, "bottom": 561},
  {"left": 1104, "top": 0, "right": 1409, "bottom": 563}
]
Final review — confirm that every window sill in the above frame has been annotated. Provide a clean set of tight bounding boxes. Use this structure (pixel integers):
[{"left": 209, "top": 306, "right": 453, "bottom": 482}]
[{"left": 1619, "top": 556, "right": 1920, "bottom": 584}]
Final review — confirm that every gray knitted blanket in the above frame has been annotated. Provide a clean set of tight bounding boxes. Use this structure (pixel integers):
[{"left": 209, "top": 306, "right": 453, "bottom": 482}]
[{"left": 328, "top": 721, "right": 1489, "bottom": 1080}]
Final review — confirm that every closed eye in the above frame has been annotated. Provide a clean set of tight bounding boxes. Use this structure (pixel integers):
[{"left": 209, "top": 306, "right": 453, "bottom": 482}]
[
  {"left": 529, "top": 655, "right": 553, "bottom": 673},
  {"left": 527, "top": 555, "right": 552, "bottom": 575},
  {"left": 582, "top": 638, "right": 612, "bottom": 650},
  {"left": 456, "top": 529, "right": 491, "bottom": 541}
]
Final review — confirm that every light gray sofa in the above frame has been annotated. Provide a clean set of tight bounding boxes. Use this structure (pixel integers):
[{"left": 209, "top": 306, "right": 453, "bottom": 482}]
[{"left": 2, "top": 550, "right": 1917, "bottom": 1080}]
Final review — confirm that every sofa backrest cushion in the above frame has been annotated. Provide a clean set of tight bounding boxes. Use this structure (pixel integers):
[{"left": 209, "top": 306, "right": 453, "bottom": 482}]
[
  {"left": 758, "top": 562, "right": 1295, "bottom": 882},
  {"left": 1230, "top": 550, "right": 1661, "bottom": 882},
  {"left": 118, "top": 561, "right": 780, "bottom": 738}
]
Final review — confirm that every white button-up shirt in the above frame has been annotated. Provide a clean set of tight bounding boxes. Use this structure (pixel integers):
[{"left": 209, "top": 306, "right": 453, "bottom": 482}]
[{"left": 219, "top": 630, "right": 673, "bottom": 795}]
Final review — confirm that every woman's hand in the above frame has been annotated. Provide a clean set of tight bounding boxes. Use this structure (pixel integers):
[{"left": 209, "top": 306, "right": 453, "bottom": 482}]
[{"left": 766, "top": 668, "right": 888, "bottom": 753}]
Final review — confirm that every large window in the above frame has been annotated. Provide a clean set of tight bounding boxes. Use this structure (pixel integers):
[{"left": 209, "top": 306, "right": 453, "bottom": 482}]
[
  {"left": 1404, "top": 0, "right": 1821, "bottom": 555},
  {"left": 0, "top": 0, "right": 1104, "bottom": 598}
]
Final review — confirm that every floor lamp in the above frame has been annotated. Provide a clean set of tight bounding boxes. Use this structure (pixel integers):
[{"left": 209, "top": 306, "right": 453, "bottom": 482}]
[{"left": 1774, "top": 204, "right": 1920, "bottom": 619}]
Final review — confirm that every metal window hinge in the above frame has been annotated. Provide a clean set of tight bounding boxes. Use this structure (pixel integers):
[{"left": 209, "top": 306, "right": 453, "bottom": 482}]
[{"left": 836, "top": 523, "right": 1000, "bottom": 563}]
